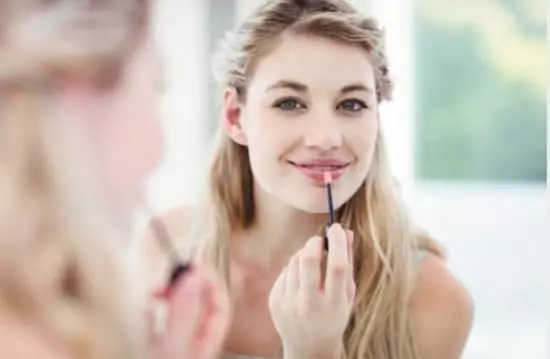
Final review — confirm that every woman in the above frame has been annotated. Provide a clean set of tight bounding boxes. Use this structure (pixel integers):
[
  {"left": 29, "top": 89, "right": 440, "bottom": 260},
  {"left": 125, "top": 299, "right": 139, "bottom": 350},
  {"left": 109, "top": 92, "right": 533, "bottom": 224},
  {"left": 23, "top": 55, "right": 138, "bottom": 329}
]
[
  {"left": 144, "top": 0, "right": 474, "bottom": 358},
  {"left": 0, "top": 1, "right": 229, "bottom": 359}
]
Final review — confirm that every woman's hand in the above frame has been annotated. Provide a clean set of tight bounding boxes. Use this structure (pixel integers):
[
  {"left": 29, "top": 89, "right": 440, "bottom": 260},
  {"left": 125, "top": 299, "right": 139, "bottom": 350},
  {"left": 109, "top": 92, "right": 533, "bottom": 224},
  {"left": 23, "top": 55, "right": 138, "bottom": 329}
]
[
  {"left": 268, "top": 224, "right": 355, "bottom": 359},
  {"left": 147, "top": 265, "right": 231, "bottom": 359}
]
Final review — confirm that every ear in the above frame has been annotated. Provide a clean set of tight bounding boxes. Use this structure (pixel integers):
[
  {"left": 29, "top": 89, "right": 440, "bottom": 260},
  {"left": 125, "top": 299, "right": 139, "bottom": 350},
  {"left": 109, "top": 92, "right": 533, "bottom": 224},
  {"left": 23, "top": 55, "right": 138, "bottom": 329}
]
[{"left": 222, "top": 87, "right": 247, "bottom": 146}]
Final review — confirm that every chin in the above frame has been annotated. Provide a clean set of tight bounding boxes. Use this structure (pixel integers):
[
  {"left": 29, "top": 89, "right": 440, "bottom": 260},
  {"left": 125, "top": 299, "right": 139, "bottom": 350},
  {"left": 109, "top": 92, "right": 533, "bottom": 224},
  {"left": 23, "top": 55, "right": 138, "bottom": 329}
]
[
  {"left": 284, "top": 196, "right": 332, "bottom": 214},
  {"left": 282, "top": 186, "right": 357, "bottom": 216}
]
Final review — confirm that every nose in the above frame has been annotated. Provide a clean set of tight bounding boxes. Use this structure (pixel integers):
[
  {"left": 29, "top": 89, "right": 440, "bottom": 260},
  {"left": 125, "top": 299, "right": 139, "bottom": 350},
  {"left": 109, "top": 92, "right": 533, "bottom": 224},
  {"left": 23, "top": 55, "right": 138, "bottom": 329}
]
[{"left": 303, "top": 114, "right": 343, "bottom": 151}]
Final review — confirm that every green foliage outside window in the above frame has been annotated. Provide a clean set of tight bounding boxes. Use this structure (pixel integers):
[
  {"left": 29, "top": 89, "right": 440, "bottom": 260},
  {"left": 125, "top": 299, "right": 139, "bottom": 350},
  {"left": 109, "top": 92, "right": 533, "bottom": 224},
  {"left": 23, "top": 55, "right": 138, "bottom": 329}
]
[{"left": 414, "top": 0, "right": 546, "bottom": 182}]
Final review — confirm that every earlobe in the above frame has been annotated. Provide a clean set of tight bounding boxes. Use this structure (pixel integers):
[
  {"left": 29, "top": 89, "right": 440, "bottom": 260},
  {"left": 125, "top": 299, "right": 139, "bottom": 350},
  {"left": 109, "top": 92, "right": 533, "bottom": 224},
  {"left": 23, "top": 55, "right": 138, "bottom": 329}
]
[
  {"left": 222, "top": 87, "right": 247, "bottom": 146},
  {"left": 231, "top": 124, "right": 247, "bottom": 145}
]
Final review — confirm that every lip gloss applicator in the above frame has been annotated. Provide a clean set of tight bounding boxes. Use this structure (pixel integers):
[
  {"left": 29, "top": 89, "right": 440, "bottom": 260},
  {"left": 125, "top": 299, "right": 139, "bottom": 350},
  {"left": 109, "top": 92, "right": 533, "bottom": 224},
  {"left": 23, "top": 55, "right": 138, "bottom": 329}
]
[
  {"left": 149, "top": 214, "right": 191, "bottom": 296},
  {"left": 324, "top": 171, "right": 335, "bottom": 251}
]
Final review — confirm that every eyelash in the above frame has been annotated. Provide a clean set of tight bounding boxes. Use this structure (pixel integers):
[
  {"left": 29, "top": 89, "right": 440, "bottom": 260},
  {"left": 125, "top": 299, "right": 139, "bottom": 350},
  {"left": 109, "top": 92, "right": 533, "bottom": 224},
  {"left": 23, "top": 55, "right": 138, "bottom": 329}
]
[
  {"left": 272, "top": 97, "right": 369, "bottom": 113},
  {"left": 338, "top": 99, "right": 369, "bottom": 112},
  {"left": 273, "top": 97, "right": 306, "bottom": 111}
]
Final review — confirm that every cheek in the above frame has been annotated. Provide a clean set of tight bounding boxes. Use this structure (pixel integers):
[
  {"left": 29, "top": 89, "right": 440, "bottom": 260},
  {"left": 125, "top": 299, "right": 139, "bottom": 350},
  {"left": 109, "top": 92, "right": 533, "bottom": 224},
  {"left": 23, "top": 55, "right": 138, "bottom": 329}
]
[
  {"left": 124, "top": 93, "right": 163, "bottom": 173},
  {"left": 343, "top": 117, "right": 378, "bottom": 189},
  {"left": 243, "top": 110, "right": 290, "bottom": 180},
  {"left": 245, "top": 130, "right": 277, "bottom": 180},
  {"left": 353, "top": 116, "right": 379, "bottom": 159},
  {"left": 97, "top": 91, "right": 163, "bottom": 212}
]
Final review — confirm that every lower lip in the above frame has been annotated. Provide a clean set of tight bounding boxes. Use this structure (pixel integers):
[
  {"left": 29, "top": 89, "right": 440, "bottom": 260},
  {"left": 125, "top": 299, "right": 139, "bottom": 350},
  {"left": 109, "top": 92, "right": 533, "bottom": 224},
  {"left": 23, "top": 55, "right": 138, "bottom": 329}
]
[{"left": 291, "top": 164, "right": 347, "bottom": 182}]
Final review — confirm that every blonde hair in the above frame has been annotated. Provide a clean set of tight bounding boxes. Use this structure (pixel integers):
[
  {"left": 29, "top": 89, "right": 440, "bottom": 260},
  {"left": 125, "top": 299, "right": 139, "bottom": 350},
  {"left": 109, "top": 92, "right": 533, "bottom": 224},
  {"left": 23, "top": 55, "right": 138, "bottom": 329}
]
[
  {"left": 196, "top": 0, "right": 444, "bottom": 358},
  {"left": 0, "top": 1, "right": 149, "bottom": 359}
]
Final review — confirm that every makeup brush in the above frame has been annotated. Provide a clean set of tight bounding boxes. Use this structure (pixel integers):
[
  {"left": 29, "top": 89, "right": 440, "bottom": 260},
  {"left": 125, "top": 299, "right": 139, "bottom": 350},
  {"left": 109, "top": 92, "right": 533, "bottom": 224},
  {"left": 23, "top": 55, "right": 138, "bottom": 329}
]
[
  {"left": 148, "top": 213, "right": 191, "bottom": 293},
  {"left": 324, "top": 171, "right": 335, "bottom": 251}
]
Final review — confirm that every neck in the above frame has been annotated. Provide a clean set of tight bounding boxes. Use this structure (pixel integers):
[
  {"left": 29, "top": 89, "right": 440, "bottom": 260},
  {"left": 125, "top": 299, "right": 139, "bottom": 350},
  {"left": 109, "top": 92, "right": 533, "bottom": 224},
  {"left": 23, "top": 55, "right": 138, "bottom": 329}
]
[{"left": 231, "top": 183, "right": 329, "bottom": 268}]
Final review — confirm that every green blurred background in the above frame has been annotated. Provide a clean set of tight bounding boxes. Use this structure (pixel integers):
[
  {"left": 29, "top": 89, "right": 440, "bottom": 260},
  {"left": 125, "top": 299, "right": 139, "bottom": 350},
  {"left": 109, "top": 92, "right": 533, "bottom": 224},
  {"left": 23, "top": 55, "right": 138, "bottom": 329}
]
[{"left": 414, "top": 0, "right": 546, "bottom": 182}]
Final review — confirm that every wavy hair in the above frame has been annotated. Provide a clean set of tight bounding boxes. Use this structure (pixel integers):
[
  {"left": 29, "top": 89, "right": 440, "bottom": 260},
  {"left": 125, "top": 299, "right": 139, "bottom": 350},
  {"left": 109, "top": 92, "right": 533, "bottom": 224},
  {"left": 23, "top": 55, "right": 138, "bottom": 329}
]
[
  {"left": 193, "top": 0, "right": 445, "bottom": 358},
  {"left": 0, "top": 1, "right": 150, "bottom": 358}
]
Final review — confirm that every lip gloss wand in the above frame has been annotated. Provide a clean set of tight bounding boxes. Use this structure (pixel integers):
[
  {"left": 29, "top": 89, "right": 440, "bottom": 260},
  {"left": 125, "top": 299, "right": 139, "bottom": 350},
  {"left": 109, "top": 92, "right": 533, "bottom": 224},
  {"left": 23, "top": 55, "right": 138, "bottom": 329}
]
[
  {"left": 324, "top": 171, "right": 335, "bottom": 251},
  {"left": 149, "top": 214, "right": 191, "bottom": 297}
]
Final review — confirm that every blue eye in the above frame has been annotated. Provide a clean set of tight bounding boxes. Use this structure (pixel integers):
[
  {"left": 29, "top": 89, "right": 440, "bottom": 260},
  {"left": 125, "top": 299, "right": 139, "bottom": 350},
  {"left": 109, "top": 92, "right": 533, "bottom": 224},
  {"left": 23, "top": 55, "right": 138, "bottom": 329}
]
[
  {"left": 338, "top": 99, "right": 368, "bottom": 112},
  {"left": 273, "top": 97, "right": 306, "bottom": 111}
]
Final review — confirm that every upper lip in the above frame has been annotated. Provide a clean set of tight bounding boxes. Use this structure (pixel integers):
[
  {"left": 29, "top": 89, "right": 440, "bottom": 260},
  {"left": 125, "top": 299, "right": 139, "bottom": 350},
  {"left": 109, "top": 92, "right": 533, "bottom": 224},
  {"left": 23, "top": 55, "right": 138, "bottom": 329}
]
[{"left": 288, "top": 158, "right": 351, "bottom": 168}]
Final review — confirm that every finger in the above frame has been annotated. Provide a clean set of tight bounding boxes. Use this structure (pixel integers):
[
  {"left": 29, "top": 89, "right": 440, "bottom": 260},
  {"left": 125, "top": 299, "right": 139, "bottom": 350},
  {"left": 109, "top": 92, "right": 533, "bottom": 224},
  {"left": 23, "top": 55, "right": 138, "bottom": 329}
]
[
  {"left": 199, "top": 294, "right": 231, "bottom": 359},
  {"left": 162, "top": 268, "right": 205, "bottom": 352},
  {"left": 144, "top": 306, "right": 160, "bottom": 347},
  {"left": 285, "top": 254, "right": 300, "bottom": 296},
  {"left": 194, "top": 268, "right": 231, "bottom": 359},
  {"left": 346, "top": 230, "right": 356, "bottom": 301},
  {"left": 325, "top": 224, "right": 349, "bottom": 305},
  {"left": 298, "top": 236, "right": 323, "bottom": 304}
]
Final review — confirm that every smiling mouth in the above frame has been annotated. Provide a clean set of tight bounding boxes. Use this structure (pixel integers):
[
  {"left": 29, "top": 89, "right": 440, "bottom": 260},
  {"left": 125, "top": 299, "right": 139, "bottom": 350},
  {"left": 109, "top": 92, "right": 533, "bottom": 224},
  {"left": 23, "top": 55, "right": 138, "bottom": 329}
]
[
  {"left": 288, "top": 162, "right": 348, "bottom": 170},
  {"left": 287, "top": 160, "right": 351, "bottom": 182},
  {"left": 287, "top": 160, "right": 350, "bottom": 170}
]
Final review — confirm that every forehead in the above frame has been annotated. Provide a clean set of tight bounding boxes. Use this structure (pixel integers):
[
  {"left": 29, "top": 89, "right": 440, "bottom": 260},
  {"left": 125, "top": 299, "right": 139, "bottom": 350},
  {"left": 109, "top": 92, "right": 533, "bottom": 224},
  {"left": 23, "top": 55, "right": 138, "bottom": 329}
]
[{"left": 248, "top": 33, "right": 376, "bottom": 93}]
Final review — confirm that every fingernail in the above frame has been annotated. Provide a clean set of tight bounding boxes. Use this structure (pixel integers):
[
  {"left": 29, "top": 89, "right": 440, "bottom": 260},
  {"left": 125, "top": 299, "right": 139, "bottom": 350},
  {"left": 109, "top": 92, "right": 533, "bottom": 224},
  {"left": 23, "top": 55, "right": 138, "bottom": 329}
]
[{"left": 328, "top": 223, "right": 344, "bottom": 235}]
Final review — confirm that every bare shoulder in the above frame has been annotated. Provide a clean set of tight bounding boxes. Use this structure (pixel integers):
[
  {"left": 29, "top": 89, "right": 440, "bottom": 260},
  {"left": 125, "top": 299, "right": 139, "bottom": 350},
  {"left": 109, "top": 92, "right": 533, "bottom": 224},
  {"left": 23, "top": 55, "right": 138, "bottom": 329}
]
[
  {"left": 135, "top": 205, "right": 193, "bottom": 290},
  {"left": 409, "top": 254, "right": 474, "bottom": 359}
]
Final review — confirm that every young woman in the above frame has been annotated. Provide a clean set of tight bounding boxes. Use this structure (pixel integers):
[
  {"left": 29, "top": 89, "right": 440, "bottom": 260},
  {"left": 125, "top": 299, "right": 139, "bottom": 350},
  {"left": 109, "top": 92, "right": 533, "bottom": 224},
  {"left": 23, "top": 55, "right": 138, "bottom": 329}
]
[
  {"left": 0, "top": 1, "right": 229, "bottom": 359},
  {"left": 143, "top": 0, "right": 474, "bottom": 358}
]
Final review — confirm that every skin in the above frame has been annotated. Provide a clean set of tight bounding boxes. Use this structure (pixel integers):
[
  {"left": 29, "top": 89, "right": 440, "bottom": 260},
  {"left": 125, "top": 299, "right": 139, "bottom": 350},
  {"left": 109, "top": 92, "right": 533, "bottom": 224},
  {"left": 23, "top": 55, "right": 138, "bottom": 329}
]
[
  {"left": 61, "top": 36, "right": 164, "bottom": 225},
  {"left": 0, "top": 33, "right": 229, "bottom": 359},
  {"left": 143, "top": 33, "right": 473, "bottom": 358},
  {"left": 64, "top": 36, "right": 230, "bottom": 359}
]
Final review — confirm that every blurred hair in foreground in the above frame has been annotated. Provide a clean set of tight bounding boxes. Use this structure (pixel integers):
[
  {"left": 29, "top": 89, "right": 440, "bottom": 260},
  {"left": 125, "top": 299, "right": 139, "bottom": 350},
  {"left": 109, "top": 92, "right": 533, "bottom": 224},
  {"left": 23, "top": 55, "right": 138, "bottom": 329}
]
[{"left": 0, "top": 1, "right": 149, "bottom": 359}]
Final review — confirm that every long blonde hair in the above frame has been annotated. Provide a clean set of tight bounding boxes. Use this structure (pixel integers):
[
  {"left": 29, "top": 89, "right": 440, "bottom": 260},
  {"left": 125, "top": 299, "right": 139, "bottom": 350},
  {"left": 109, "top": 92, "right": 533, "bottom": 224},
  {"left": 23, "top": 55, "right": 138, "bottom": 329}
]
[
  {"left": 0, "top": 1, "right": 149, "bottom": 358},
  {"left": 195, "top": 0, "right": 444, "bottom": 358}
]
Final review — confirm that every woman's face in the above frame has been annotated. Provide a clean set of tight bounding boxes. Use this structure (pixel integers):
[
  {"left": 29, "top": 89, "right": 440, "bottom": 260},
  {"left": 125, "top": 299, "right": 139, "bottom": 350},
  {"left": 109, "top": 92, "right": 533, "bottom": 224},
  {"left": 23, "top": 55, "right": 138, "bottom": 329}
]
[
  {"left": 224, "top": 33, "right": 379, "bottom": 213},
  {"left": 61, "top": 36, "right": 163, "bottom": 224}
]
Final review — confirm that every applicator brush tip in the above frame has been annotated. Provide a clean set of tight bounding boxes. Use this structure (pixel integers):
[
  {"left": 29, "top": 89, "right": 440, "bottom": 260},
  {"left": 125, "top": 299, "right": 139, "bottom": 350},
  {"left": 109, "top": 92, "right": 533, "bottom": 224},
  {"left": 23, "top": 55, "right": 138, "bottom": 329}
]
[{"left": 324, "top": 171, "right": 332, "bottom": 184}]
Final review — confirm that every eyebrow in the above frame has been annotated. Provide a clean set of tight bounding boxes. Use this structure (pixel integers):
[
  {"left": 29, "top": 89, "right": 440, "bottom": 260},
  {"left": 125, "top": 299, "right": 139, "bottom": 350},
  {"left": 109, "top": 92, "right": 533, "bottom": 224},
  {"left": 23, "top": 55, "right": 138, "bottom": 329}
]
[
  {"left": 266, "top": 80, "right": 308, "bottom": 93},
  {"left": 265, "top": 79, "right": 374, "bottom": 95},
  {"left": 340, "top": 83, "right": 374, "bottom": 94}
]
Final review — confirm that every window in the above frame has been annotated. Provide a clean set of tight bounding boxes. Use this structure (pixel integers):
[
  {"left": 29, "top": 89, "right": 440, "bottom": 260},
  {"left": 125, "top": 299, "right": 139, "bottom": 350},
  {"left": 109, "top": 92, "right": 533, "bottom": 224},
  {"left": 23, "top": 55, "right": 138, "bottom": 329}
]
[{"left": 414, "top": 0, "right": 546, "bottom": 182}]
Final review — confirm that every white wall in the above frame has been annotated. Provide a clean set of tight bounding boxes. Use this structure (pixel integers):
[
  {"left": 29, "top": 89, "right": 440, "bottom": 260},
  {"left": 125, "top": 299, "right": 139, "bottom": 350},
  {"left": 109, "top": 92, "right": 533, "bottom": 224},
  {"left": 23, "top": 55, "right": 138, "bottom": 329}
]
[
  {"left": 147, "top": 0, "right": 210, "bottom": 212},
  {"left": 412, "top": 183, "right": 547, "bottom": 359}
]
